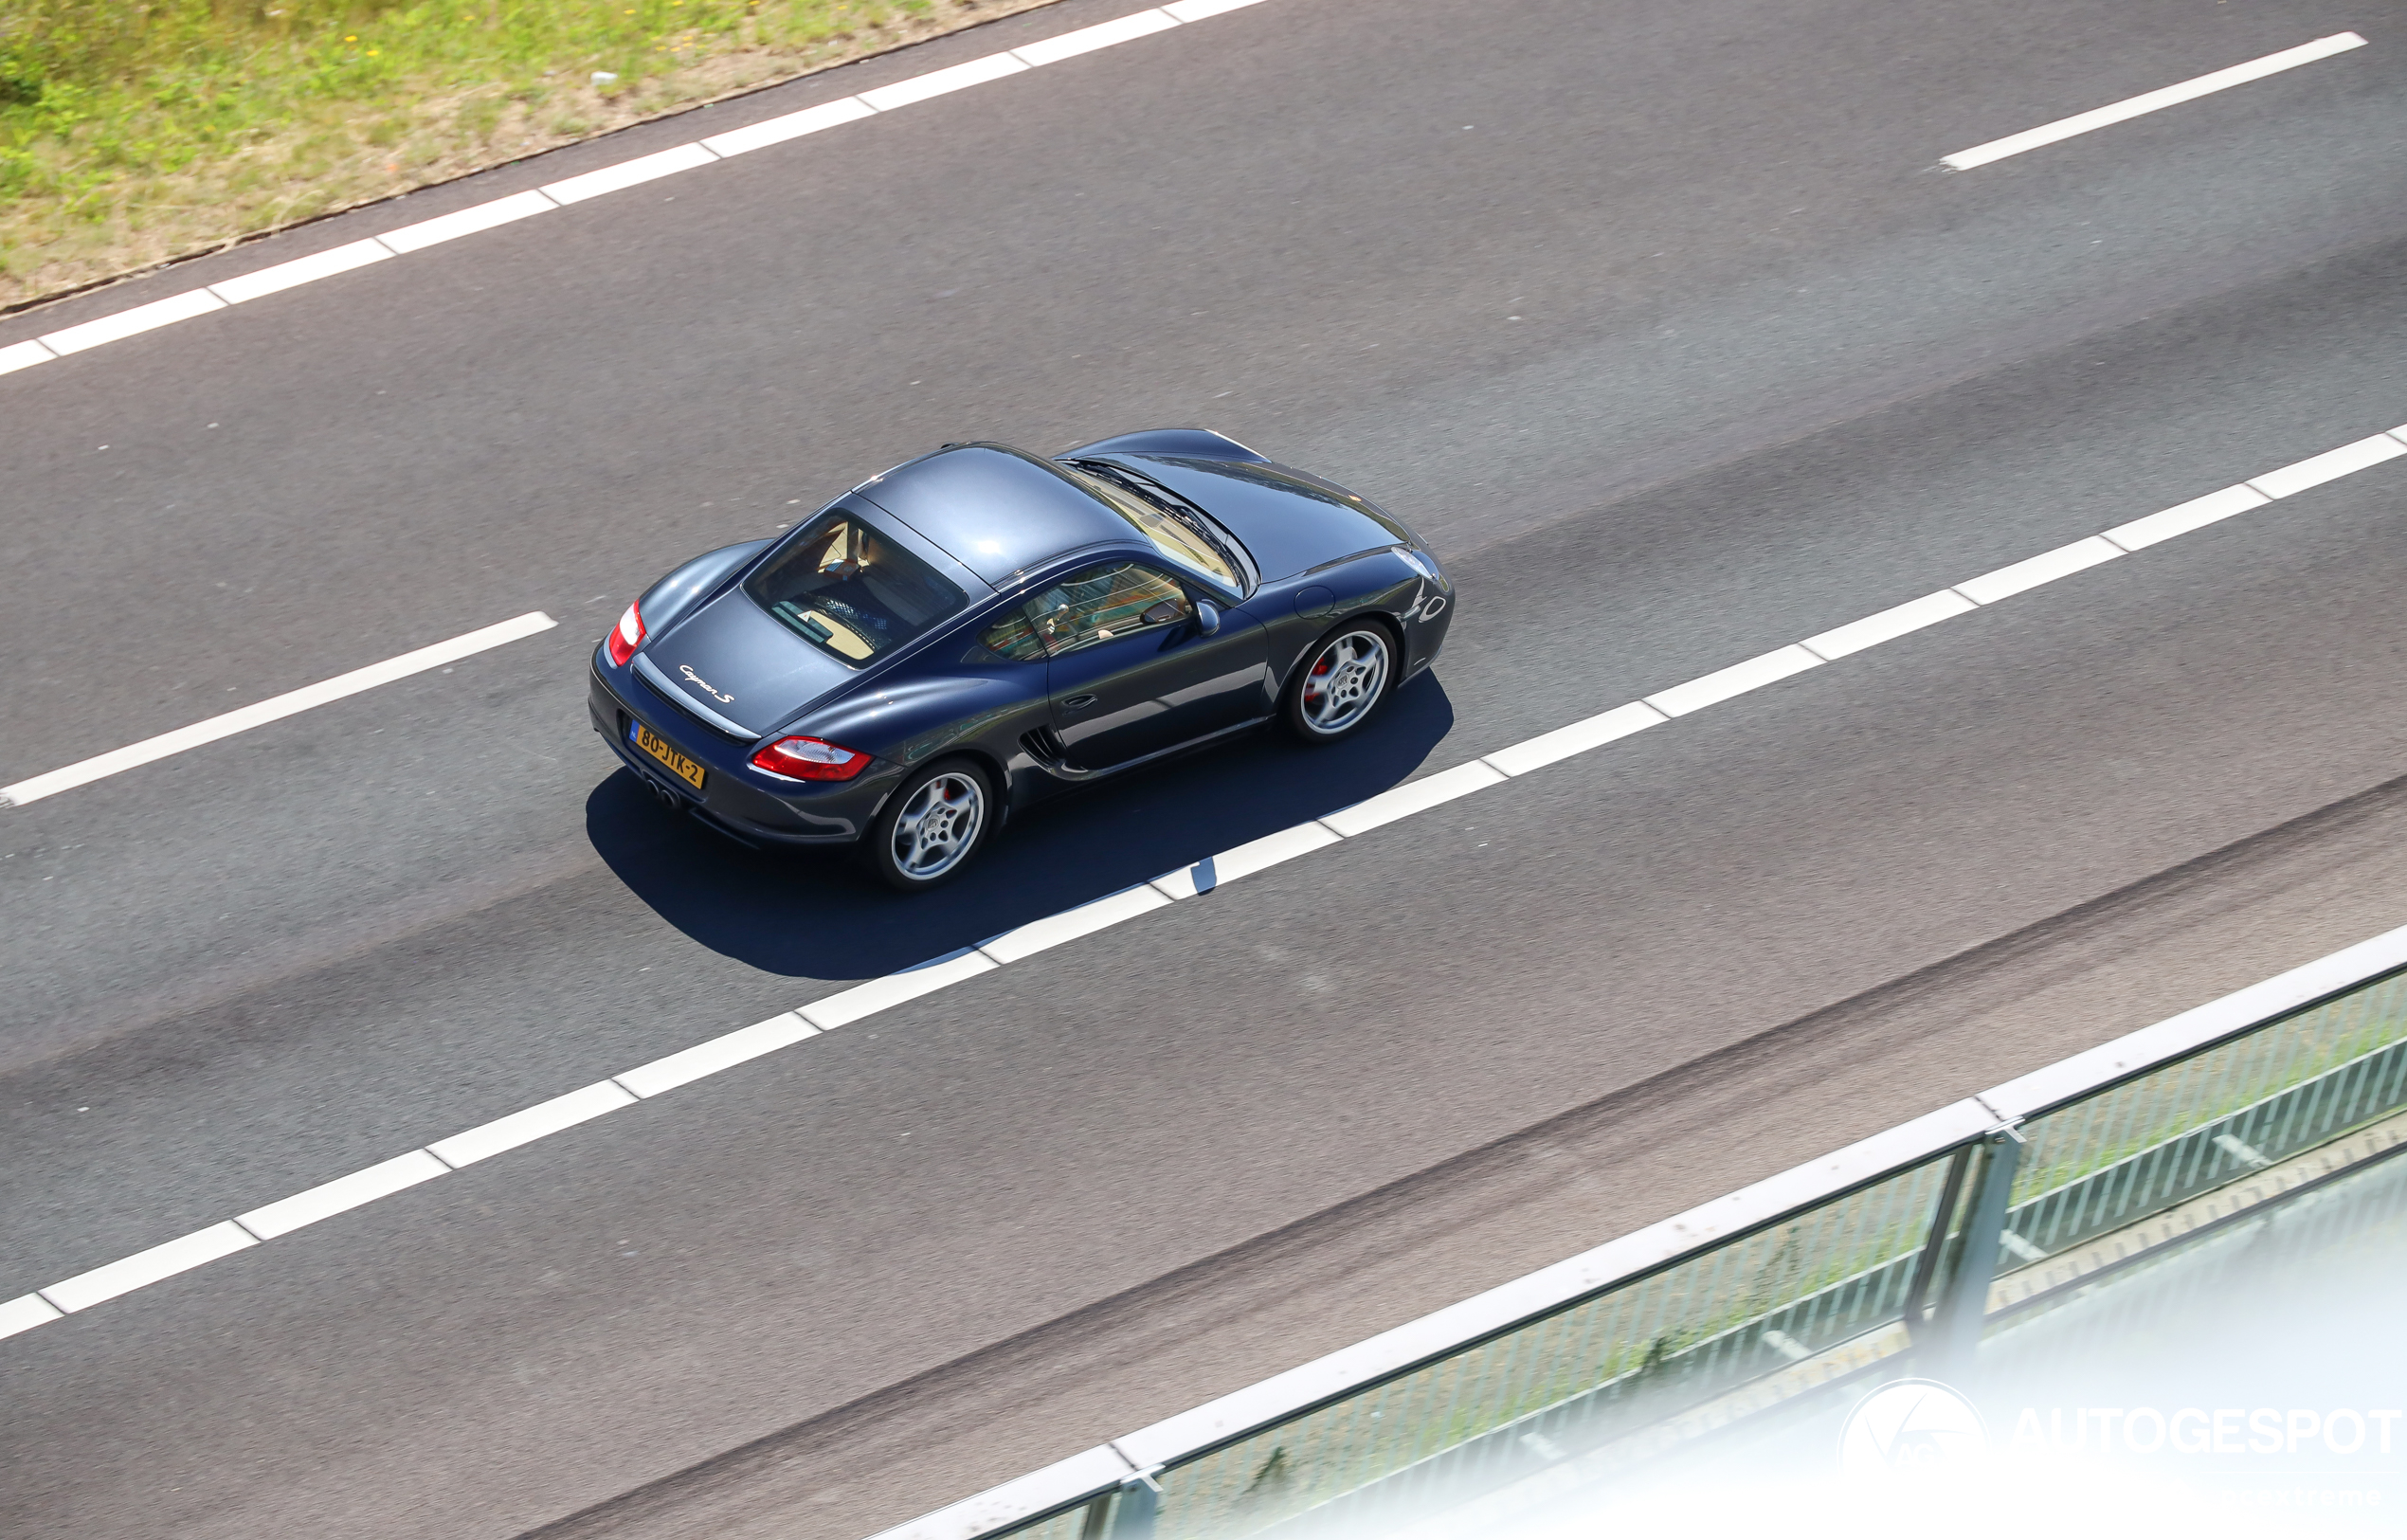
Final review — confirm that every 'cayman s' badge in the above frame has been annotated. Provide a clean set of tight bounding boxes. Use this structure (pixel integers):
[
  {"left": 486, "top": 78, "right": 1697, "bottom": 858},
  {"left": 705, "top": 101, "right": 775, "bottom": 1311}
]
[{"left": 679, "top": 663, "right": 734, "bottom": 703}]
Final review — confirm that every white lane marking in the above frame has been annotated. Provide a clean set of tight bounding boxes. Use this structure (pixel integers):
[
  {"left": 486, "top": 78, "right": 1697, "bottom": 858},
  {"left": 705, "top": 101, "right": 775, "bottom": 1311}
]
[
  {"left": 2248, "top": 431, "right": 2406, "bottom": 499},
  {"left": 428, "top": 1082, "right": 638, "bottom": 1169},
  {"left": 1801, "top": 589, "right": 1976, "bottom": 661},
  {"left": 619, "top": 1011, "right": 820, "bottom": 1098},
  {"left": 236, "top": 1150, "right": 449, "bottom": 1240},
  {"left": 40, "top": 288, "right": 227, "bottom": 355},
  {"left": 15, "top": 419, "right": 2407, "bottom": 1340},
  {"left": 1013, "top": 9, "right": 1181, "bottom": 66},
  {"left": 1644, "top": 644, "right": 1821, "bottom": 717},
  {"left": 375, "top": 189, "right": 559, "bottom": 255},
  {"left": 0, "top": 337, "right": 60, "bottom": 374},
  {"left": 1321, "top": 759, "right": 1507, "bottom": 837},
  {"left": 2103, "top": 483, "right": 2269, "bottom": 552},
  {"left": 208, "top": 238, "right": 393, "bottom": 304},
  {"left": 981, "top": 885, "right": 1173, "bottom": 964},
  {"left": 1953, "top": 534, "right": 2124, "bottom": 605},
  {"left": 543, "top": 142, "right": 721, "bottom": 205},
  {"left": 700, "top": 97, "right": 878, "bottom": 156},
  {"left": 1482, "top": 702, "right": 1668, "bottom": 777},
  {"left": 860, "top": 51, "right": 1029, "bottom": 112},
  {"left": 1941, "top": 32, "right": 2368, "bottom": 171},
  {"left": 1164, "top": 0, "right": 1272, "bottom": 18},
  {"left": 41, "top": 1222, "right": 256, "bottom": 1313},
  {"left": 1, "top": 610, "right": 556, "bottom": 807},
  {"left": 0, "top": 1294, "right": 63, "bottom": 1340},
  {"left": 1150, "top": 821, "right": 1343, "bottom": 898},
  {"left": 803, "top": 949, "right": 999, "bottom": 1029},
  {"left": 0, "top": 4, "right": 1280, "bottom": 381}
]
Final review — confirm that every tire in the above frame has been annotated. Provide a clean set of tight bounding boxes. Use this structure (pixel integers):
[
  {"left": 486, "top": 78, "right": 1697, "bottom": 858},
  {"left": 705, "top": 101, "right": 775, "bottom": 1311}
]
[
  {"left": 1283, "top": 620, "right": 1397, "bottom": 743},
  {"left": 863, "top": 757, "right": 995, "bottom": 892}
]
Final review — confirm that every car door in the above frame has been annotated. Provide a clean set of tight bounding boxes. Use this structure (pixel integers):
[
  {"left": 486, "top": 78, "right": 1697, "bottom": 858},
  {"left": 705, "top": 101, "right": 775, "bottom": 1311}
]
[{"left": 1023, "top": 561, "right": 1268, "bottom": 770}]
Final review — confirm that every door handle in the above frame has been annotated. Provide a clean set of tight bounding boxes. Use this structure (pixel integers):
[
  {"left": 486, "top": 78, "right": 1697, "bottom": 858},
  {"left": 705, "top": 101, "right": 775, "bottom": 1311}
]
[{"left": 1062, "top": 694, "right": 1099, "bottom": 712}]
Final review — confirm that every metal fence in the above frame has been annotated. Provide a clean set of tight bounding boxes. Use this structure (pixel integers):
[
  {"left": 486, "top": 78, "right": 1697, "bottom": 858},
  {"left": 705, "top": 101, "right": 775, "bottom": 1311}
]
[{"left": 875, "top": 925, "right": 2407, "bottom": 1540}]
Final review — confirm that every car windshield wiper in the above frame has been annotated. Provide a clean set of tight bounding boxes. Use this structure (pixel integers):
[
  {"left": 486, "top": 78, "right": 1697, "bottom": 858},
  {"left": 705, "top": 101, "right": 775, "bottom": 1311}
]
[{"left": 1073, "top": 461, "right": 1252, "bottom": 587}]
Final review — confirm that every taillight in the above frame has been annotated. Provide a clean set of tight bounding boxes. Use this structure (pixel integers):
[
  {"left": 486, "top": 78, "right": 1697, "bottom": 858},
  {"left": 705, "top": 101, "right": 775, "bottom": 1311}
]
[
  {"left": 606, "top": 601, "right": 644, "bottom": 667},
  {"left": 751, "top": 735, "right": 872, "bottom": 782}
]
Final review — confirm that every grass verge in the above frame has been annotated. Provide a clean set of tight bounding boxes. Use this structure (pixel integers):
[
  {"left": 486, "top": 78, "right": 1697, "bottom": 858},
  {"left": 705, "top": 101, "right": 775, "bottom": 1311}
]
[{"left": 0, "top": 0, "right": 1065, "bottom": 312}]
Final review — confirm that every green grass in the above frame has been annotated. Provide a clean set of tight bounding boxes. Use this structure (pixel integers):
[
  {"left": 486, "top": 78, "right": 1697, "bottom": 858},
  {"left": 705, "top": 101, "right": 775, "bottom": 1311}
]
[{"left": 0, "top": 0, "right": 1052, "bottom": 307}]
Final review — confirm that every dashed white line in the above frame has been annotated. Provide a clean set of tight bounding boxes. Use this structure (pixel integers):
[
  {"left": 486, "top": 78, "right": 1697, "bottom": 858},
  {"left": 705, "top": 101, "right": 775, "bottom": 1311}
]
[
  {"left": 1941, "top": 32, "right": 2368, "bottom": 171},
  {"left": 1801, "top": 589, "right": 1976, "bottom": 661},
  {"left": 1, "top": 610, "right": 557, "bottom": 807},
  {"left": 236, "top": 1150, "right": 450, "bottom": 1241},
  {"left": 700, "top": 96, "right": 878, "bottom": 157},
  {"left": 8, "top": 418, "right": 2407, "bottom": 1344},
  {"left": 1644, "top": 643, "right": 1821, "bottom": 717},
  {"left": 41, "top": 1222, "right": 256, "bottom": 1314},
  {"left": 1953, "top": 534, "right": 2123, "bottom": 606},
  {"left": 543, "top": 141, "right": 722, "bottom": 205},
  {"left": 376, "top": 188, "right": 560, "bottom": 254},
  {"left": 428, "top": 1082, "right": 638, "bottom": 1169},
  {"left": 1011, "top": 9, "right": 1183, "bottom": 67}
]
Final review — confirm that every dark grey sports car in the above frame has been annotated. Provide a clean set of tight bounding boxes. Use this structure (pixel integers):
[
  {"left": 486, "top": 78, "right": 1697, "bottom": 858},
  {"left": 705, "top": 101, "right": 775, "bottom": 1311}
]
[{"left": 588, "top": 430, "right": 1454, "bottom": 889}]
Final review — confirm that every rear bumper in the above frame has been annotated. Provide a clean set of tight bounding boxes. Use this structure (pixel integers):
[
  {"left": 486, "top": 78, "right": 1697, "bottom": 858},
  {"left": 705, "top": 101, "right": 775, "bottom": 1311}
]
[{"left": 588, "top": 654, "right": 894, "bottom": 847}]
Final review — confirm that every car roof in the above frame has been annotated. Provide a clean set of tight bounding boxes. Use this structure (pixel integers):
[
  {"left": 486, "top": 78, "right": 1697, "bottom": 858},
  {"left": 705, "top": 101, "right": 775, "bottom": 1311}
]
[{"left": 855, "top": 444, "right": 1128, "bottom": 587}]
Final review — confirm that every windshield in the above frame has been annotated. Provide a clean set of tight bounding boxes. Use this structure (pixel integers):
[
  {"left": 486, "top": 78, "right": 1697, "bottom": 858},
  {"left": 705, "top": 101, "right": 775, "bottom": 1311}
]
[
  {"left": 744, "top": 509, "right": 966, "bottom": 665},
  {"left": 1062, "top": 462, "right": 1246, "bottom": 590}
]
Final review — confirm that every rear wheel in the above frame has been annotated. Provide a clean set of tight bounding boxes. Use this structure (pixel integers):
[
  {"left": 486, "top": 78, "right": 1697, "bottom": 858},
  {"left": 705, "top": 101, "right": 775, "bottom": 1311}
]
[
  {"left": 864, "top": 758, "right": 993, "bottom": 891},
  {"left": 1283, "top": 622, "right": 1395, "bottom": 742}
]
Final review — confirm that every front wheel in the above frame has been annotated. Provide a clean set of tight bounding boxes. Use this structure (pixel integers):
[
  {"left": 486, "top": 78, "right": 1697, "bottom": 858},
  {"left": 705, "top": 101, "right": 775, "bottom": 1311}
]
[
  {"left": 1283, "top": 622, "right": 1395, "bottom": 743},
  {"left": 863, "top": 758, "right": 994, "bottom": 892}
]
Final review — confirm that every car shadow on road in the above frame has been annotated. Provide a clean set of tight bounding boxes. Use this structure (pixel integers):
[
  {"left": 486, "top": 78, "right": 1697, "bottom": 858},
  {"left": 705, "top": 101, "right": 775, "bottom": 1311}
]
[{"left": 588, "top": 673, "right": 1457, "bottom": 979}]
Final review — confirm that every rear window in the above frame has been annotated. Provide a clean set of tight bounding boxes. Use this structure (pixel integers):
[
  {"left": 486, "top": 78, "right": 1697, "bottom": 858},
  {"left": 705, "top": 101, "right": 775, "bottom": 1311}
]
[{"left": 746, "top": 509, "right": 965, "bottom": 665}]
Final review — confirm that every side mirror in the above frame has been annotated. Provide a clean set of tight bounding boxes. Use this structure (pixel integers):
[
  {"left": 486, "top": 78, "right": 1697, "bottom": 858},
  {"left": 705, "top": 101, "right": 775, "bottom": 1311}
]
[{"left": 1194, "top": 600, "right": 1222, "bottom": 636}]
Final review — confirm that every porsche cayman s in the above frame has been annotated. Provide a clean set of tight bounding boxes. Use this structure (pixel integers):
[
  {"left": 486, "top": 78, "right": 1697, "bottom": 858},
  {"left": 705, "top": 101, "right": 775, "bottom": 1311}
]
[{"left": 589, "top": 430, "right": 1454, "bottom": 889}]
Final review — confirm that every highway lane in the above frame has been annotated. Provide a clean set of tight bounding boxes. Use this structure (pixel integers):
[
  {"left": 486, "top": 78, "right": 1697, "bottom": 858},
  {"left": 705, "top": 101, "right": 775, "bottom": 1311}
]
[{"left": 2, "top": 0, "right": 2404, "bottom": 1534}]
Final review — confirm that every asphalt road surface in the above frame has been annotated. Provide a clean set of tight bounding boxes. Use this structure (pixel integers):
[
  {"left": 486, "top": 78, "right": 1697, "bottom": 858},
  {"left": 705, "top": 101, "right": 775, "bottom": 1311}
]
[{"left": 4, "top": 1, "right": 2405, "bottom": 1537}]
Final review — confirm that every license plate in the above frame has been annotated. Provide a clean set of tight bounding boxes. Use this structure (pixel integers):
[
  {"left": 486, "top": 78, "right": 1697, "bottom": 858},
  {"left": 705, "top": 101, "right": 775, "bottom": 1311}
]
[{"left": 630, "top": 718, "right": 705, "bottom": 791}]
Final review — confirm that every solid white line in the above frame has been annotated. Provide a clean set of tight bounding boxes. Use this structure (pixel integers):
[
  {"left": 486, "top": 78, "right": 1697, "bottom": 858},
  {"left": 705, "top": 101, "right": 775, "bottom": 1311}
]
[
  {"left": 1321, "top": 760, "right": 1506, "bottom": 837},
  {"left": 1801, "top": 589, "right": 1977, "bottom": 661},
  {"left": 981, "top": 885, "right": 1173, "bottom": 964},
  {"left": 16, "top": 416, "right": 2407, "bottom": 1343},
  {"left": 0, "top": 338, "right": 58, "bottom": 375},
  {"left": 234, "top": 1150, "right": 450, "bottom": 1240},
  {"left": 428, "top": 1082, "right": 637, "bottom": 1169},
  {"left": 619, "top": 1011, "right": 820, "bottom": 1097},
  {"left": 1483, "top": 702, "right": 1668, "bottom": 777},
  {"left": 1644, "top": 644, "right": 1821, "bottom": 717},
  {"left": 542, "top": 142, "right": 721, "bottom": 206},
  {"left": 803, "top": 950, "right": 1000, "bottom": 1029},
  {"left": 1941, "top": 33, "right": 2368, "bottom": 171},
  {"left": 860, "top": 52, "right": 1029, "bottom": 112},
  {"left": 0, "top": 1294, "right": 63, "bottom": 1341},
  {"left": 1, "top": 610, "right": 556, "bottom": 807},
  {"left": 208, "top": 239, "right": 393, "bottom": 304},
  {"left": 701, "top": 97, "right": 878, "bottom": 156},
  {"left": 2103, "top": 483, "right": 2269, "bottom": 552},
  {"left": 376, "top": 189, "right": 558, "bottom": 255},
  {"left": 40, "top": 288, "right": 226, "bottom": 355},
  {"left": 1013, "top": 9, "right": 1182, "bottom": 66},
  {"left": 1, "top": 5, "right": 1277, "bottom": 374},
  {"left": 41, "top": 1222, "right": 257, "bottom": 1313},
  {"left": 2248, "top": 432, "right": 2406, "bottom": 499},
  {"left": 1150, "top": 821, "right": 1343, "bottom": 898},
  {"left": 1954, "top": 535, "right": 2123, "bottom": 605}
]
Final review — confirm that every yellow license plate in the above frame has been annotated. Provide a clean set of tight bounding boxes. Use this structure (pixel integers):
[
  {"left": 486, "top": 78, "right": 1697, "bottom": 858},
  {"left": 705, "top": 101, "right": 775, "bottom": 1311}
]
[{"left": 631, "top": 719, "right": 706, "bottom": 790}]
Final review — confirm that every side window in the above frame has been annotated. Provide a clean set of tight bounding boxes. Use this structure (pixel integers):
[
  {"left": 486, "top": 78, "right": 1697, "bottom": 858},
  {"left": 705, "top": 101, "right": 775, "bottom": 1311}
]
[
  {"left": 1025, "top": 564, "right": 1191, "bottom": 657},
  {"left": 979, "top": 604, "right": 1049, "bottom": 661}
]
